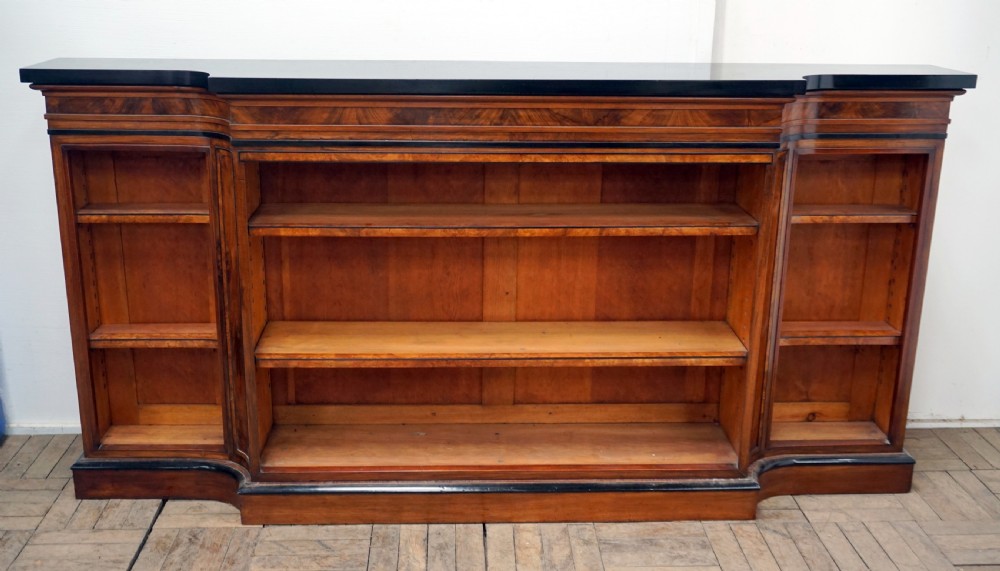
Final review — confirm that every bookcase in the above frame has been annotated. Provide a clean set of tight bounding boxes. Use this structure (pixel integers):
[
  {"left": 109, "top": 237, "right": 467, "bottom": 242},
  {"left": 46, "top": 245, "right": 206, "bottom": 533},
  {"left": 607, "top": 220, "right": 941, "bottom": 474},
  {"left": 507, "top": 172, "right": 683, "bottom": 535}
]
[{"left": 20, "top": 60, "right": 975, "bottom": 523}]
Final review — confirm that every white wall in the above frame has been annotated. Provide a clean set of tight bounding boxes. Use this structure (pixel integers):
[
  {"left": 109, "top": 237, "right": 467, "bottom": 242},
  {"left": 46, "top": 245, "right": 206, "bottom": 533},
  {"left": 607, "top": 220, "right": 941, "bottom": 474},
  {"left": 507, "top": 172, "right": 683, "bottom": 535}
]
[
  {"left": 1, "top": 0, "right": 996, "bottom": 432},
  {"left": 715, "top": 0, "right": 1000, "bottom": 425},
  {"left": 0, "top": 0, "right": 715, "bottom": 432}
]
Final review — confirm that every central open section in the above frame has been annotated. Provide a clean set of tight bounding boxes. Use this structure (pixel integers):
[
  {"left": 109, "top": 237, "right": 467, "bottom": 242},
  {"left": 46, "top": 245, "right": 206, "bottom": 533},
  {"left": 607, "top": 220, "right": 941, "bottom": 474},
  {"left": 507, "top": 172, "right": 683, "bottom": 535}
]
[{"left": 244, "top": 158, "right": 770, "bottom": 481}]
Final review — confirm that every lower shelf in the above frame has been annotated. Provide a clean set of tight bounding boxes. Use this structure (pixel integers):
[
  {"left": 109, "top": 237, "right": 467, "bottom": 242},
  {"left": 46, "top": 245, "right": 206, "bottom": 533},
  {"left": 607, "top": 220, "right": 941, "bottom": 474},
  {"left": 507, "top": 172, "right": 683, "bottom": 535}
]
[
  {"left": 260, "top": 423, "right": 738, "bottom": 480},
  {"left": 101, "top": 424, "right": 224, "bottom": 451},
  {"left": 770, "top": 421, "right": 889, "bottom": 447}
]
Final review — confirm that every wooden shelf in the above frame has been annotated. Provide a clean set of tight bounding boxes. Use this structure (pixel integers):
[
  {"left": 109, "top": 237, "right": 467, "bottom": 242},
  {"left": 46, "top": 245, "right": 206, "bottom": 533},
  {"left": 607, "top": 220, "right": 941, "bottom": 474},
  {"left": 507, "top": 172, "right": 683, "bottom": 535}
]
[
  {"left": 261, "top": 423, "right": 739, "bottom": 479},
  {"left": 779, "top": 321, "right": 902, "bottom": 346},
  {"left": 248, "top": 203, "right": 759, "bottom": 237},
  {"left": 101, "top": 424, "right": 224, "bottom": 450},
  {"left": 77, "top": 203, "right": 210, "bottom": 224},
  {"left": 89, "top": 323, "right": 218, "bottom": 349},
  {"left": 255, "top": 321, "right": 748, "bottom": 368},
  {"left": 791, "top": 204, "right": 916, "bottom": 224},
  {"left": 770, "top": 421, "right": 889, "bottom": 447}
]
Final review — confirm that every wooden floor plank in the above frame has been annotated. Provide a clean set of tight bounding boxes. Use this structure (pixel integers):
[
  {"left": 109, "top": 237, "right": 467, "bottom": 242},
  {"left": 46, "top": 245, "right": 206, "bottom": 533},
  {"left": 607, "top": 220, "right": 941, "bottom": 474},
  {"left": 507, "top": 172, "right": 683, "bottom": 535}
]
[
  {"left": 48, "top": 436, "right": 82, "bottom": 480},
  {"left": 513, "top": 524, "right": 542, "bottom": 571},
  {"left": 703, "top": 523, "right": 751, "bottom": 571},
  {"left": 934, "top": 429, "right": 993, "bottom": 469},
  {"left": 35, "top": 481, "right": 81, "bottom": 532},
  {"left": 367, "top": 524, "right": 401, "bottom": 571},
  {"left": 728, "top": 524, "right": 779, "bottom": 571},
  {"left": 485, "top": 524, "right": 515, "bottom": 571},
  {"left": 428, "top": 524, "right": 456, "bottom": 571},
  {"left": 756, "top": 523, "right": 809, "bottom": 571},
  {"left": 0, "top": 437, "right": 29, "bottom": 472},
  {"left": 21, "top": 435, "right": 75, "bottom": 480},
  {"left": 109, "top": 527, "right": 176, "bottom": 571},
  {"left": 837, "top": 522, "right": 898, "bottom": 570},
  {"left": 566, "top": 524, "right": 605, "bottom": 571},
  {"left": 976, "top": 469, "right": 1000, "bottom": 493},
  {"left": 398, "top": 524, "right": 428, "bottom": 571},
  {"left": 0, "top": 437, "right": 52, "bottom": 480},
  {"left": 218, "top": 527, "right": 261, "bottom": 571},
  {"left": 455, "top": 524, "right": 485, "bottom": 571},
  {"left": 782, "top": 523, "right": 838, "bottom": 571},
  {"left": 864, "top": 521, "right": 926, "bottom": 570},
  {"left": 812, "top": 522, "right": 868, "bottom": 571},
  {"left": 890, "top": 521, "right": 955, "bottom": 570},
  {"left": 539, "top": 524, "right": 575, "bottom": 571},
  {"left": 0, "top": 531, "right": 32, "bottom": 570}
]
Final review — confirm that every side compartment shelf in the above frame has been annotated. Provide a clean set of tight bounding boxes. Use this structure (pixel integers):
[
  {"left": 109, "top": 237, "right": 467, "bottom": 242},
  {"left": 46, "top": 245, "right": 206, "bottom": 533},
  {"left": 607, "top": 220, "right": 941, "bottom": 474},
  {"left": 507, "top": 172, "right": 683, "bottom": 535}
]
[
  {"left": 768, "top": 152, "right": 927, "bottom": 450},
  {"left": 65, "top": 148, "right": 226, "bottom": 456}
]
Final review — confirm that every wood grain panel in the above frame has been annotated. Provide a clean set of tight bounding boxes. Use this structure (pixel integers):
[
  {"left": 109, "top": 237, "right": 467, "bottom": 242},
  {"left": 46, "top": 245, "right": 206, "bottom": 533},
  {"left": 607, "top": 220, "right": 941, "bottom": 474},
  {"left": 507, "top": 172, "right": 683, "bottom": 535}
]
[
  {"left": 272, "top": 403, "right": 718, "bottom": 424},
  {"left": 131, "top": 349, "right": 223, "bottom": 406},
  {"left": 256, "top": 321, "right": 748, "bottom": 368},
  {"left": 71, "top": 150, "right": 207, "bottom": 204},
  {"left": 261, "top": 423, "right": 738, "bottom": 475}
]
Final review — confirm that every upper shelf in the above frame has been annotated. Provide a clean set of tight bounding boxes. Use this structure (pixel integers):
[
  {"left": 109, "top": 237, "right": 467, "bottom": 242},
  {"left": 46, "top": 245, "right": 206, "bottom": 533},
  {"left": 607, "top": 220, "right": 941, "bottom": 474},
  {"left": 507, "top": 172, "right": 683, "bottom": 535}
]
[
  {"left": 77, "top": 203, "right": 210, "bottom": 225},
  {"left": 256, "top": 320, "right": 748, "bottom": 368},
  {"left": 791, "top": 204, "right": 917, "bottom": 225},
  {"left": 19, "top": 59, "right": 977, "bottom": 97},
  {"left": 779, "top": 321, "right": 902, "bottom": 346},
  {"left": 249, "top": 203, "right": 758, "bottom": 238},
  {"left": 89, "top": 323, "right": 218, "bottom": 349}
]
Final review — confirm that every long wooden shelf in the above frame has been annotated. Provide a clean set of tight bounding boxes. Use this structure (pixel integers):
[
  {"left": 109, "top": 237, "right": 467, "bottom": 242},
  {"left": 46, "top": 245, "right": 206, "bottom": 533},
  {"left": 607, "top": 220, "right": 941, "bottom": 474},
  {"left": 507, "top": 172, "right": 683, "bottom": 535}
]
[
  {"left": 77, "top": 203, "right": 210, "bottom": 224},
  {"left": 260, "top": 423, "right": 739, "bottom": 479},
  {"left": 791, "top": 204, "right": 916, "bottom": 224},
  {"left": 255, "top": 321, "right": 748, "bottom": 368},
  {"left": 101, "top": 424, "right": 224, "bottom": 450},
  {"left": 248, "top": 203, "right": 759, "bottom": 237},
  {"left": 770, "top": 421, "right": 889, "bottom": 447},
  {"left": 89, "top": 323, "right": 218, "bottom": 349},
  {"left": 779, "top": 321, "right": 902, "bottom": 346}
]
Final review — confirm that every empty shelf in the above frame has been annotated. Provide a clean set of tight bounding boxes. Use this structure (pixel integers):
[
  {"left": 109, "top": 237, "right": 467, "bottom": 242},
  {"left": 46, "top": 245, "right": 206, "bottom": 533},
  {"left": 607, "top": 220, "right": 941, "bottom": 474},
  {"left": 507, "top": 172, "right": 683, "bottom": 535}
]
[
  {"left": 261, "top": 422, "right": 739, "bottom": 480},
  {"left": 89, "top": 323, "right": 218, "bottom": 349},
  {"left": 770, "top": 421, "right": 889, "bottom": 447},
  {"left": 101, "top": 424, "right": 224, "bottom": 450},
  {"left": 248, "top": 203, "right": 759, "bottom": 237},
  {"left": 791, "top": 204, "right": 916, "bottom": 224},
  {"left": 255, "top": 321, "right": 748, "bottom": 368},
  {"left": 779, "top": 321, "right": 902, "bottom": 346},
  {"left": 77, "top": 203, "right": 211, "bottom": 224}
]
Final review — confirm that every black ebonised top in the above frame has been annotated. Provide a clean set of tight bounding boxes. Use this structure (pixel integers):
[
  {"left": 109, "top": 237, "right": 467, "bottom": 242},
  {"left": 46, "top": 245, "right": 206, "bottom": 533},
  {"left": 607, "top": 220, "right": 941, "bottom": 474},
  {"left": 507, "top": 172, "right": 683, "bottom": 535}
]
[{"left": 19, "top": 59, "right": 977, "bottom": 97}]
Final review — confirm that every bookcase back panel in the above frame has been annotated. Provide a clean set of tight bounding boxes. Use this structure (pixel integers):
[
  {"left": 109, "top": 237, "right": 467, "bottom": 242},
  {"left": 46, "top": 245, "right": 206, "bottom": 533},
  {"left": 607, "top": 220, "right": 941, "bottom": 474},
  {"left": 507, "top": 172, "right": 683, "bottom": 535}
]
[
  {"left": 263, "top": 237, "right": 484, "bottom": 321},
  {"left": 793, "top": 154, "right": 926, "bottom": 209},
  {"left": 263, "top": 236, "right": 732, "bottom": 322},
  {"left": 93, "top": 348, "right": 223, "bottom": 424},
  {"left": 270, "top": 368, "right": 483, "bottom": 405},
  {"left": 68, "top": 150, "right": 208, "bottom": 206},
  {"left": 782, "top": 224, "right": 914, "bottom": 325},
  {"left": 87, "top": 224, "right": 217, "bottom": 325},
  {"left": 270, "top": 367, "right": 722, "bottom": 411},
  {"left": 255, "top": 162, "right": 759, "bottom": 206}
]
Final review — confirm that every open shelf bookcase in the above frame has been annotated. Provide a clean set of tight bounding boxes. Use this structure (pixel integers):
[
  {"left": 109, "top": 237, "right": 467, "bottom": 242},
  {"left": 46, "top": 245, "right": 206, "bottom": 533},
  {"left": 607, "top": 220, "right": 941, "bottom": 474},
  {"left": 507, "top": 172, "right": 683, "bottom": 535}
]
[{"left": 21, "top": 59, "right": 974, "bottom": 523}]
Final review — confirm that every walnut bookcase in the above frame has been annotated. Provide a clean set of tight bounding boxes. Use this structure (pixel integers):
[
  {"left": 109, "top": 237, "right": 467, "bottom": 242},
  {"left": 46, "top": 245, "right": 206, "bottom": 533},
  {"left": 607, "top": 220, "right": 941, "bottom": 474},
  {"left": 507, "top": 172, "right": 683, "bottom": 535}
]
[{"left": 20, "top": 60, "right": 975, "bottom": 523}]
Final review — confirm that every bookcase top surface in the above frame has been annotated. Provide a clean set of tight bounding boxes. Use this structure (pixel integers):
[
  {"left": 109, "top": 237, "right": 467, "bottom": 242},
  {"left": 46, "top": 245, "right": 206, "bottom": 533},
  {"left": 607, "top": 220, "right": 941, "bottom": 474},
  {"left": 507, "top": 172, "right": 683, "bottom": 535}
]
[{"left": 19, "top": 59, "right": 976, "bottom": 97}]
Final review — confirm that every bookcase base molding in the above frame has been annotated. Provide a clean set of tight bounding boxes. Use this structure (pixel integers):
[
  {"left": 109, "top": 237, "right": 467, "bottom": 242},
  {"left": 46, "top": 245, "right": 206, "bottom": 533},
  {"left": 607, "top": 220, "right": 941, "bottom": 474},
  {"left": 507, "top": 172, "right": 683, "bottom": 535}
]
[
  {"left": 72, "top": 453, "right": 913, "bottom": 523},
  {"left": 20, "top": 60, "right": 975, "bottom": 523}
]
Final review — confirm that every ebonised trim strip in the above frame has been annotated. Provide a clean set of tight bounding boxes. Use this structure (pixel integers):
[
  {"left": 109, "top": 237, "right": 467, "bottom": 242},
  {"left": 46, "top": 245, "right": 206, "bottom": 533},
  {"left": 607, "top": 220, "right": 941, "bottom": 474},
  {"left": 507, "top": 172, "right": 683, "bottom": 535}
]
[
  {"left": 72, "top": 452, "right": 914, "bottom": 496},
  {"left": 47, "top": 129, "right": 229, "bottom": 141},
  {"left": 207, "top": 78, "right": 804, "bottom": 98},
  {"left": 231, "top": 139, "right": 780, "bottom": 150},
  {"left": 782, "top": 132, "right": 947, "bottom": 143}
]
